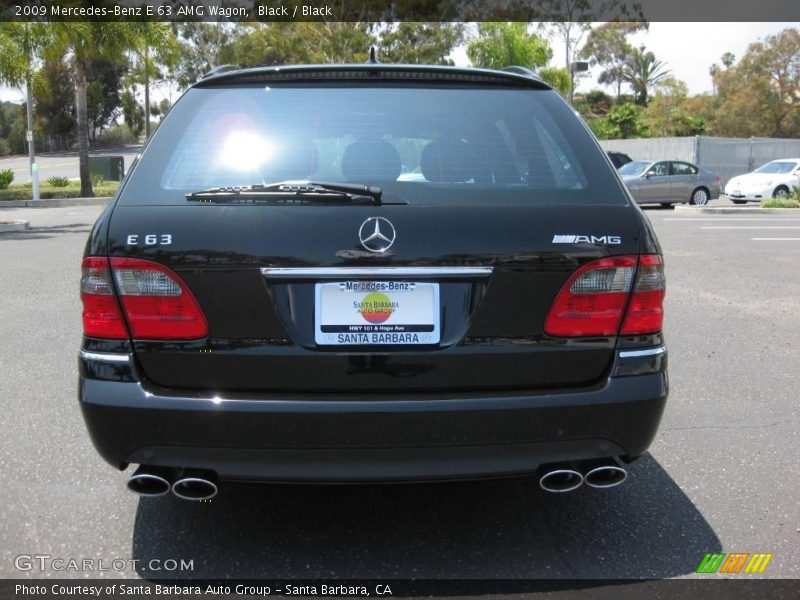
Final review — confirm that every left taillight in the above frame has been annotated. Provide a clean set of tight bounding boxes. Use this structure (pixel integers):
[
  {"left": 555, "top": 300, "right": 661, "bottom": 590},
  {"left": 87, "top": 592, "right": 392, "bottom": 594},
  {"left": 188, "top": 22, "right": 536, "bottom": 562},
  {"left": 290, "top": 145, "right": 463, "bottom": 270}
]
[{"left": 81, "top": 257, "right": 208, "bottom": 340}]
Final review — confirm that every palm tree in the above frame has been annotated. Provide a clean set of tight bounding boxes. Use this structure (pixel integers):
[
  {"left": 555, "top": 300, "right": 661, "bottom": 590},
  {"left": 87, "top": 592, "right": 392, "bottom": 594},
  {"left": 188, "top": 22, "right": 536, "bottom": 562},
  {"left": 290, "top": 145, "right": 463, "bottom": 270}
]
[
  {"left": 0, "top": 26, "right": 31, "bottom": 87},
  {"left": 129, "top": 23, "right": 178, "bottom": 140},
  {"left": 622, "top": 46, "right": 671, "bottom": 106},
  {"left": 47, "top": 23, "right": 141, "bottom": 197},
  {"left": 0, "top": 23, "right": 48, "bottom": 199}
]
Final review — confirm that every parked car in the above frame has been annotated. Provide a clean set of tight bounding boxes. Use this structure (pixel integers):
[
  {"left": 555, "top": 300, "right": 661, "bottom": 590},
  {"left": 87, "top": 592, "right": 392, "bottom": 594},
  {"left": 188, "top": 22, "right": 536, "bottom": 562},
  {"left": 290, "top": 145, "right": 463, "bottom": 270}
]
[
  {"left": 607, "top": 151, "right": 633, "bottom": 169},
  {"left": 724, "top": 159, "right": 800, "bottom": 204},
  {"left": 619, "top": 160, "right": 720, "bottom": 206},
  {"left": 79, "top": 63, "right": 668, "bottom": 499}
]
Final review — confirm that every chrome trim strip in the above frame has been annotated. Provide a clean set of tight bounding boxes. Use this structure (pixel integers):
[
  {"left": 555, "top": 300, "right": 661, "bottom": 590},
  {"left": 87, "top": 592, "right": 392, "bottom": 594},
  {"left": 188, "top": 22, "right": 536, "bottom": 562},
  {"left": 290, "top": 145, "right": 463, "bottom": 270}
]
[
  {"left": 79, "top": 350, "right": 130, "bottom": 363},
  {"left": 260, "top": 267, "right": 493, "bottom": 279},
  {"left": 618, "top": 346, "right": 666, "bottom": 358}
]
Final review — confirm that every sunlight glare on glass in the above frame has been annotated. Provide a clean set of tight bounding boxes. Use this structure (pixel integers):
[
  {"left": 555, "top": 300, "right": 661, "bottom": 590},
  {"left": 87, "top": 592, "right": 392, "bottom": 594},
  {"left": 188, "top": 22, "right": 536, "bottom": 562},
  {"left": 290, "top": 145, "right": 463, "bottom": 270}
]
[{"left": 218, "top": 131, "right": 274, "bottom": 171}]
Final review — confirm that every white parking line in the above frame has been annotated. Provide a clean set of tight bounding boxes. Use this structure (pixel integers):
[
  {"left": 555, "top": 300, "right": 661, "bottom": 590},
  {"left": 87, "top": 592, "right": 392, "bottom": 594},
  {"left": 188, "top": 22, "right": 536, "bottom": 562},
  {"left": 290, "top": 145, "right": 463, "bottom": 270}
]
[
  {"left": 701, "top": 226, "right": 800, "bottom": 229},
  {"left": 751, "top": 238, "right": 800, "bottom": 241}
]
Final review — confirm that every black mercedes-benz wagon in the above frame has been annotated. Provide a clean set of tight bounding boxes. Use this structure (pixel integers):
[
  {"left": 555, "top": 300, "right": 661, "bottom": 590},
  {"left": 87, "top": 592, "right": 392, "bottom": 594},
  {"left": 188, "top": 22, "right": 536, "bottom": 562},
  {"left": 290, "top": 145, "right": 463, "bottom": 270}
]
[{"left": 79, "top": 64, "right": 668, "bottom": 500}]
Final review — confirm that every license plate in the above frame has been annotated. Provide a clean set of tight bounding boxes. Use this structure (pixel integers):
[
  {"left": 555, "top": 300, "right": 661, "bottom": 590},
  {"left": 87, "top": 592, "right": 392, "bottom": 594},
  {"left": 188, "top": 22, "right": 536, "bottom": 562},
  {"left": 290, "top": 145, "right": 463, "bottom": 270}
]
[{"left": 315, "top": 281, "right": 440, "bottom": 346}]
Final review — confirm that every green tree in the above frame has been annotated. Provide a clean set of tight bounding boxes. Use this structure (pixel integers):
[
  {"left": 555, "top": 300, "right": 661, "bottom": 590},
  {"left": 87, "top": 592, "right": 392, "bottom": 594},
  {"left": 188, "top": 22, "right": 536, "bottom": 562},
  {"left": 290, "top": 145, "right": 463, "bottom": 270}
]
[
  {"left": 591, "top": 102, "right": 649, "bottom": 139},
  {"left": 172, "top": 23, "right": 239, "bottom": 89},
  {"left": 128, "top": 23, "right": 178, "bottom": 139},
  {"left": 33, "top": 59, "right": 76, "bottom": 149},
  {"left": 222, "top": 22, "right": 374, "bottom": 67},
  {"left": 580, "top": 21, "right": 647, "bottom": 99},
  {"left": 622, "top": 46, "right": 670, "bottom": 105},
  {"left": 643, "top": 77, "right": 687, "bottom": 136},
  {"left": 48, "top": 22, "right": 142, "bottom": 196},
  {"left": 86, "top": 58, "right": 127, "bottom": 142},
  {"left": 0, "top": 25, "right": 31, "bottom": 88},
  {"left": 467, "top": 22, "right": 552, "bottom": 70},
  {"left": 120, "top": 88, "right": 145, "bottom": 138},
  {"left": 377, "top": 23, "right": 465, "bottom": 64},
  {"left": 539, "top": 66, "right": 571, "bottom": 96},
  {"left": 713, "top": 28, "right": 799, "bottom": 138},
  {"left": 537, "top": 0, "right": 645, "bottom": 103}
]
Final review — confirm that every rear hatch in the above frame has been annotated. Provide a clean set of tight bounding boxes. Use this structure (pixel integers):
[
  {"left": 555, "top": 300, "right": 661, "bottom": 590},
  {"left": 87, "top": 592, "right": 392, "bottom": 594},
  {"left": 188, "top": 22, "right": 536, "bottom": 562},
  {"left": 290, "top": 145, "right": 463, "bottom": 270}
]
[{"left": 105, "top": 71, "right": 641, "bottom": 394}]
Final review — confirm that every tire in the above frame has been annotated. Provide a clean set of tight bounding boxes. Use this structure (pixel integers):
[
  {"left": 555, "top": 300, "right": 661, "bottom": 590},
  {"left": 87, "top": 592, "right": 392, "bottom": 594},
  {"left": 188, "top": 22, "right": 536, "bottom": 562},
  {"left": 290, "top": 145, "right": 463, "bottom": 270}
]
[
  {"left": 690, "top": 187, "right": 709, "bottom": 206},
  {"left": 773, "top": 186, "right": 790, "bottom": 199}
]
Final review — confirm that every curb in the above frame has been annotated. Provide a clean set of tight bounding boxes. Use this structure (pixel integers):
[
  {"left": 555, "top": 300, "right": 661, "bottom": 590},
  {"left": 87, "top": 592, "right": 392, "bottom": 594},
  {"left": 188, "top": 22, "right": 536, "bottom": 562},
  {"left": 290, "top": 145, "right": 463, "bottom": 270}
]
[
  {"left": 674, "top": 205, "right": 800, "bottom": 215},
  {"left": 0, "top": 219, "right": 29, "bottom": 232},
  {"left": 0, "top": 197, "right": 111, "bottom": 208}
]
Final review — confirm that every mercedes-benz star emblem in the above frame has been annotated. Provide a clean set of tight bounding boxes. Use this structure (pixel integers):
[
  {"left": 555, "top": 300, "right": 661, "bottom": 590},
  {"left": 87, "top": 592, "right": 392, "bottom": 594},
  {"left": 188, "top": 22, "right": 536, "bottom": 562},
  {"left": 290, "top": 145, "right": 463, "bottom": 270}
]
[{"left": 358, "top": 217, "right": 396, "bottom": 253}]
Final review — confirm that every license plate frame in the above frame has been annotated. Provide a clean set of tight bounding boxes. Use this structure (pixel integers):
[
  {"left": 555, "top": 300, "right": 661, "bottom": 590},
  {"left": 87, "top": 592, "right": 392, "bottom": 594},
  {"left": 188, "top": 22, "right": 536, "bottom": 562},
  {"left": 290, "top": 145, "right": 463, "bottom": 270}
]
[{"left": 314, "top": 281, "right": 440, "bottom": 346}]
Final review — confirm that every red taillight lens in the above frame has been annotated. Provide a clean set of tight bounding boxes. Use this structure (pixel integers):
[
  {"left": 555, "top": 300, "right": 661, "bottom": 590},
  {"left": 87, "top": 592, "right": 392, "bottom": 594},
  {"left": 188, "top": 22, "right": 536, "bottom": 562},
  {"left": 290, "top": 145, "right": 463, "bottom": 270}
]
[
  {"left": 81, "top": 257, "right": 129, "bottom": 339},
  {"left": 80, "top": 257, "right": 208, "bottom": 340},
  {"left": 545, "top": 256, "right": 637, "bottom": 336},
  {"left": 545, "top": 255, "right": 665, "bottom": 337},
  {"left": 621, "top": 255, "right": 666, "bottom": 335}
]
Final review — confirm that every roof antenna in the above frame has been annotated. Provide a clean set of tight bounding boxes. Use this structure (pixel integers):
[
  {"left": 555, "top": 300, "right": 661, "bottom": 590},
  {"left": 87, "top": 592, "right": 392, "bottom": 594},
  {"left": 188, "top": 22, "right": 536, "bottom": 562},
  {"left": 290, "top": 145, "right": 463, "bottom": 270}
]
[{"left": 368, "top": 46, "right": 379, "bottom": 64}]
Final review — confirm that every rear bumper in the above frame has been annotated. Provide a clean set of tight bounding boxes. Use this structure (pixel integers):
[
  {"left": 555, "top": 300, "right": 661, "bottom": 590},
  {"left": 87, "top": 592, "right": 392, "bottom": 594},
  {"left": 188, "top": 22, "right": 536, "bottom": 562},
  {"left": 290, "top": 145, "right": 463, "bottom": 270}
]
[{"left": 78, "top": 348, "right": 668, "bottom": 482}]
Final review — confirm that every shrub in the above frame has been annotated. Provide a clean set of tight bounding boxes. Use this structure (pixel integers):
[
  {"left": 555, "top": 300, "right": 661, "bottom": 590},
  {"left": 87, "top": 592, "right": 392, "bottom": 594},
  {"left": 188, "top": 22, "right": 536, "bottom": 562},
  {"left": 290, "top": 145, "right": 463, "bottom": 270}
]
[
  {"left": 0, "top": 169, "right": 14, "bottom": 190},
  {"left": 95, "top": 124, "right": 138, "bottom": 147},
  {"left": 761, "top": 198, "right": 799, "bottom": 208},
  {"left": 47, "top": 176, "right": 70, "bottom": 187},
  {"left": 91, "top": 173, "right": 105, "bottom": 187}
]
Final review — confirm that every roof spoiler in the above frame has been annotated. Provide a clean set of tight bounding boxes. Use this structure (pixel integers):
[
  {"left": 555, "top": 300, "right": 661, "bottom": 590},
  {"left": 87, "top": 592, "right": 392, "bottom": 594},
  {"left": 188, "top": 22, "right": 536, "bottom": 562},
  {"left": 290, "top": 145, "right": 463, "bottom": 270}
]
[
  {"left": 201, "top": 64, "right": 239, "bottom": 80},
  {"left": 502, "top": 66, "right": 543, "bottom": 81}
]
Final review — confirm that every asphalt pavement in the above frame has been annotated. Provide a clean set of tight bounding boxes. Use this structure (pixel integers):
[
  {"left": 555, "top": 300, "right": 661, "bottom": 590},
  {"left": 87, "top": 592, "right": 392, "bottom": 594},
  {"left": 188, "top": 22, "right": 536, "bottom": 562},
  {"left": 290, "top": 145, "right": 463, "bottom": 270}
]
[
  {"left": 0, "top": 202, "right": 797, "bottom": 582},
  {"left": 0, "top": 147, "right": 141, "bottom": 184}
]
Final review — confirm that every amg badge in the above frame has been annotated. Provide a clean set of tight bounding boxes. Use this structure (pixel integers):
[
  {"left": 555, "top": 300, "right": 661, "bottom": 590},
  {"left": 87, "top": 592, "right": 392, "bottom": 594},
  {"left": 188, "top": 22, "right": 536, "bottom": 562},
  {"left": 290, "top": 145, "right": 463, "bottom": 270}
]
[{"left": 552, "top": 234, "right": 622, "bottom": 245}]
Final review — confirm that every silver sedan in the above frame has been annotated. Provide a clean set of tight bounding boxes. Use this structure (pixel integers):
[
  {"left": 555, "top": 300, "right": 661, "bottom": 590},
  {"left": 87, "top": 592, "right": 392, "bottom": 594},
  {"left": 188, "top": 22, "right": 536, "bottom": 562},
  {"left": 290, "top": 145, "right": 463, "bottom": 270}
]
[{"left": 619, "top": 160, "right": 721, "bottom": 206}]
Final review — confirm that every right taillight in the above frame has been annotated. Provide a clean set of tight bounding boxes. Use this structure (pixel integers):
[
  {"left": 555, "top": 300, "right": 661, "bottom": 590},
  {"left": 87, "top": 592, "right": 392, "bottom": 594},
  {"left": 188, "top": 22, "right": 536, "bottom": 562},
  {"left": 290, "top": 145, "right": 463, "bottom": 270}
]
[
  {"left": 81, "top": 257, "right": 208, "bottom": 340},
  {"left": 545, "top": 254, "right": 665, "bottom": 337},
  {"left": 620, "top": 254, "right": 666, "bottom": 335}
]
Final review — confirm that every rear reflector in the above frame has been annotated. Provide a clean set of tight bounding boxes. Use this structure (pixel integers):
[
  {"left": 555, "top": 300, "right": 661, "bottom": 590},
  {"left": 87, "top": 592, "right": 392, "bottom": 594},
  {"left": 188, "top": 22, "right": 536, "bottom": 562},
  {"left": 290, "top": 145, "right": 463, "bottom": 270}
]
[
  {"left": 545, "top": 255, "right": 665, "bottom": 337},
  {"left": 81, "top": 257, "right": 208, "bottom": 340}
]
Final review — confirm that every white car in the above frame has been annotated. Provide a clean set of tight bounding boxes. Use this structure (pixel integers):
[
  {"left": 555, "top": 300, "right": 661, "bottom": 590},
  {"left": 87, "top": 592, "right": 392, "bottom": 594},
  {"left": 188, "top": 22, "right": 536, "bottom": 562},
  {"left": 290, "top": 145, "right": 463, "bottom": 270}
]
[{"left": 725, "top": 159, "right": 800, "bottom": 204}]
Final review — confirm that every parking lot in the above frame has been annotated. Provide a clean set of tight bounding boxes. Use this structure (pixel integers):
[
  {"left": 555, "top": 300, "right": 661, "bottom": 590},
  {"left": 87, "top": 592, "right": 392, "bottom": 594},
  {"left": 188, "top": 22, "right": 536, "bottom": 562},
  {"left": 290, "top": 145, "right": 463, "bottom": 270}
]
[{"left": 0, "top": 203, "right": 797, "bottom": 581}]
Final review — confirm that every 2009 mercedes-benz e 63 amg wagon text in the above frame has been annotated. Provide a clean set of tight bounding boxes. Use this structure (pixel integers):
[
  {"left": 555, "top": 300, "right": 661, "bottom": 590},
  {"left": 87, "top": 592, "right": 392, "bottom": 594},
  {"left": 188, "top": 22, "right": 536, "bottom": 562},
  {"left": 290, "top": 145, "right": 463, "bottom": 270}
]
[{"left": 79, "top": 64, "right": 668, "bottom": 500}]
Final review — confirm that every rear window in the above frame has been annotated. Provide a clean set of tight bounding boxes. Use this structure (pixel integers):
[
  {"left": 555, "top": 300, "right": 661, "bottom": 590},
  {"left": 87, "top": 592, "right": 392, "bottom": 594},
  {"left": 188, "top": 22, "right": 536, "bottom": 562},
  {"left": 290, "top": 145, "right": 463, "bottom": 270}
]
[{"left": 120, "top": 82, "right": 627, "bottom": 206}]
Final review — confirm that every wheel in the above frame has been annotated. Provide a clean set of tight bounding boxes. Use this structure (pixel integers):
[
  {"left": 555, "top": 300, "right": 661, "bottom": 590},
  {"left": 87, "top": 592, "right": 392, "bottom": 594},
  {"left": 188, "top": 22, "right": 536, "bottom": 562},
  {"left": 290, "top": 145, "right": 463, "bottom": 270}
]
[
  {"left": 773, "top": 186, "right": 790, "bottom": 199},
  {"left": 731, "top": 200, "right": 747, "bottom": 205},
  {"left": 689, "top": 188, "right": 709, "bottom": 206}
]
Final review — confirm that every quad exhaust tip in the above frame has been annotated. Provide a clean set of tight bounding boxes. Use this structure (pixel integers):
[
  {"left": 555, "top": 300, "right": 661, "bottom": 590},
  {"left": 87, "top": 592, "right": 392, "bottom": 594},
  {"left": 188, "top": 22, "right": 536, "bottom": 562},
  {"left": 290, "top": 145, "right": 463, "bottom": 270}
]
[
  {"left": 538, "top": 459, "right": 628, "bottom": 493},
  {"left": 127, "top": 466, "right": 173, "bottom": 497},
  {"left": 171, "top": 470, "right": 219, "bottom": 501},
  {"left": 539, "top": 468, "right": 584, "bottom": 493},
  {"left": 584, "top": 464, "right": 628, "bottom": 489}
]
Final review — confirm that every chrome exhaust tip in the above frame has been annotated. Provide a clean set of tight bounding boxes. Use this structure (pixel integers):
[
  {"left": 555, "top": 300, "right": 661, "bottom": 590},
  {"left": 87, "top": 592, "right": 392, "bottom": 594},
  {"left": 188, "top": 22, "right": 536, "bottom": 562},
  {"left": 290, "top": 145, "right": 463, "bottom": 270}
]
[
  {"left": 127, "top": 466, "right": 173, "bottom": 497},
  {"left": 538, "top": 468, "right": 584, "bottom": 493},
  {"left": 584, "top": 462, "right": 628, "bottom": 489},
  {"left": 171, "top": 470, "right": 219, "bottom": 501}
]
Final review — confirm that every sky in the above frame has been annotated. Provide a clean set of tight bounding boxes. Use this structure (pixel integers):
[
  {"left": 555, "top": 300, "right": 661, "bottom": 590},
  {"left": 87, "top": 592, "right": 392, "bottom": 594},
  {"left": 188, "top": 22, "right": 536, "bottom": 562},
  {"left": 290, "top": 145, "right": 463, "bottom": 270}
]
[{"left": 1, "top": 22, "right": 798, "bottom": 104}]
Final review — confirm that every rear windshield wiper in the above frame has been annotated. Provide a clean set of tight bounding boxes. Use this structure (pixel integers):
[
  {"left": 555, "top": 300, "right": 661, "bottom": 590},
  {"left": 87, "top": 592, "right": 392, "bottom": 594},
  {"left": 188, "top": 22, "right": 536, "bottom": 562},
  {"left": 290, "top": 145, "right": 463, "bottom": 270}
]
[{"left": 186, "top": 181, "right": 383, "bottom": 205}]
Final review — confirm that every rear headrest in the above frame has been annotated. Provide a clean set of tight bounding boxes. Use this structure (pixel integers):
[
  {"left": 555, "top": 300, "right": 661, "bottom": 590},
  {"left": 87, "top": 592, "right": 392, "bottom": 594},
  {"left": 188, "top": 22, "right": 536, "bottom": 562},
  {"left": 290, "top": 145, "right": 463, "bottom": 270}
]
[
  {"left": 341, "top": 139, "right": 402, "bottom": 182},
  {"left": 420, "top": 138, "right": 488, "bottom": 183}
]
